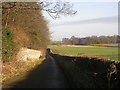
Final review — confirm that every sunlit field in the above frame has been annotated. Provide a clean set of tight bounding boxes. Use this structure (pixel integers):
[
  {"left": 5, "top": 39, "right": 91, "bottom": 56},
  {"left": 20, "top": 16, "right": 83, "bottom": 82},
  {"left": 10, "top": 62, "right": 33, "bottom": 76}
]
[
  {"left": 48, "top": 45, "right": 119, "bottom": 61},
  {"left": 91, "top": 43, "right": 119, "bottom": 47}
]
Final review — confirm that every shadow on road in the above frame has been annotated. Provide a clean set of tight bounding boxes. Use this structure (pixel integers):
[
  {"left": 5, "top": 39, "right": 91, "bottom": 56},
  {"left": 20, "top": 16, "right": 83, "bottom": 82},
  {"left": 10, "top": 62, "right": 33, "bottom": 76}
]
[{"left": 3, "top": 55, "right": 69, "bottom": 89}]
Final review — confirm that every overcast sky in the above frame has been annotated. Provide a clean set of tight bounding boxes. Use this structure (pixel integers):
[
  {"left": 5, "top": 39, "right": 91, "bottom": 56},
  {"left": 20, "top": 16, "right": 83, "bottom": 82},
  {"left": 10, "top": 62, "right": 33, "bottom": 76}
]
[{"left": 42, "top": 0, "right": 118, "bottom": 41}]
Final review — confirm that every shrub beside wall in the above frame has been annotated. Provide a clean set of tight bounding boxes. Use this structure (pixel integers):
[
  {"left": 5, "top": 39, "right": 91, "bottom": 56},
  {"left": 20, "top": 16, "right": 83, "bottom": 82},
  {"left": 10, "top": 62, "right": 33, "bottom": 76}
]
[{"left": 2, "top": 29, "right": 15, "bottom": 62}]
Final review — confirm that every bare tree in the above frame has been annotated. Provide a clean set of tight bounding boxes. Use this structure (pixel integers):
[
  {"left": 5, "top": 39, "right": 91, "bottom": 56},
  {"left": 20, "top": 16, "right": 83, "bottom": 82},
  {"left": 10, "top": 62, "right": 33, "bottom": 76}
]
[
  {"left": 2, "top": 1, "right": 77, "bottom": 19},
  {"left": 39, "top": 0, "right": 77, "bottom": 19}
]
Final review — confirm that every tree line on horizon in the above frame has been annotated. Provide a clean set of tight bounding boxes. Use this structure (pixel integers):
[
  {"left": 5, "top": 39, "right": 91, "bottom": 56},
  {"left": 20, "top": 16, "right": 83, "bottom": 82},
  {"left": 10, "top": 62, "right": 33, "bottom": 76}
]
[{"left": 62, "top": 35, "right": 119, "bottom": 45}]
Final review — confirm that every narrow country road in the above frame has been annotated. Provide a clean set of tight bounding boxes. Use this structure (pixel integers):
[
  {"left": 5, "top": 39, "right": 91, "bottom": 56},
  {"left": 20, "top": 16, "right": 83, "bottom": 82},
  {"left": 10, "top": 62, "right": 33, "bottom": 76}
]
[{"left": 3, "top": 52, "right": 69, "bottom": 88}]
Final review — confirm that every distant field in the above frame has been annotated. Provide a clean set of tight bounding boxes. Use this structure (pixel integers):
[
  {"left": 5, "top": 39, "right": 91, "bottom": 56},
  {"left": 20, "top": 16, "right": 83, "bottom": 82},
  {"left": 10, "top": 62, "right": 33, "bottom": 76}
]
[
  {"left": 91, "top": 43, "right": 119, "bottom": 47},
  {"left": 48, "top": 45, "right": 119, "bottom": 61}
]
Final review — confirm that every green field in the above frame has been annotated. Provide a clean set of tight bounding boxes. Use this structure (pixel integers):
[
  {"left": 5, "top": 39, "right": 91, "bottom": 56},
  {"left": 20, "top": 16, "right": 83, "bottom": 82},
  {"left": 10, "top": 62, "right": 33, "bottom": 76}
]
[
  {"left": 49, "top": 45, "right": 119, "bottom": 61},
  {"left": 91, "top": 43, "right": 119, "bottom": 47}
]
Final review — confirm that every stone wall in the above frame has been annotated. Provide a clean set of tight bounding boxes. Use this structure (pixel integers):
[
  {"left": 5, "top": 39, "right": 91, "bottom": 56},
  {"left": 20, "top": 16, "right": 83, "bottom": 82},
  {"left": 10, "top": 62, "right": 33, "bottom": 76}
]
[{"left": 17, "top": 48, "right": 42, "bottom": 61}]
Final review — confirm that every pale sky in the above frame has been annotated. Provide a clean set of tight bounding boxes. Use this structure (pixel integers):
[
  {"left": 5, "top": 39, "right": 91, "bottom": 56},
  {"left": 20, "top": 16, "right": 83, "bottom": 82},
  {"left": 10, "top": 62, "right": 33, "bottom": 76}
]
[{"left": 42, "top": 0, "right": 118, "bottom": 41}]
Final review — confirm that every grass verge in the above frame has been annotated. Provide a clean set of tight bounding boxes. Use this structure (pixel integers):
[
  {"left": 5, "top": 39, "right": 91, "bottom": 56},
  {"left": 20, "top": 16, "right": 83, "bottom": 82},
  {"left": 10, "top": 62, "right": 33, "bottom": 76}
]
[{"left": 2, "top": 58, "right": 45, "bottom": 83}]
